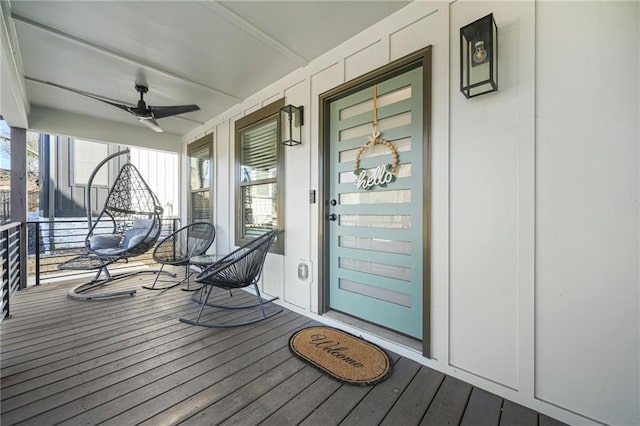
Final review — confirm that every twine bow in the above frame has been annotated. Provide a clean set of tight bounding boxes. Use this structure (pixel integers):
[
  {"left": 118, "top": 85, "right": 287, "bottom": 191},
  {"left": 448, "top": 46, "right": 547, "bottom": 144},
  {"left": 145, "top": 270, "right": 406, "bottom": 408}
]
[{"left": 353, "top": 85, "right": 399, "bottom": 176}]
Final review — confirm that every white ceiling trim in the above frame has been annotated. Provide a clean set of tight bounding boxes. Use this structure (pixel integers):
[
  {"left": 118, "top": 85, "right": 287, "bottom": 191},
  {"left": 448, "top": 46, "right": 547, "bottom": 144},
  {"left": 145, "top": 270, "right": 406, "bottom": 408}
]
[
  {"left": 199, "top": 1, "right": 308, "bottom": 68},
  {"left": 0, "top": 3, "right": 29, "bottom": 126},
  {"left": 29, "top": 105, "right": 183, "bottom": 152},
  {"left": 11, "top": 13, "right": 243, "bottom": 102}
]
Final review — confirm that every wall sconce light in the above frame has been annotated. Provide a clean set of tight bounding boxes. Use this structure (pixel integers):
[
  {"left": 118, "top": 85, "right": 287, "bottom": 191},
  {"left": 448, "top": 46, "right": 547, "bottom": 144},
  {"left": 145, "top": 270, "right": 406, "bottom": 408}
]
[
  {"left": 460, "top": 13, "right": 498, "bottom": 98},
  {"left": 280, "top": 104, "right": 304, "bottom": 146}
]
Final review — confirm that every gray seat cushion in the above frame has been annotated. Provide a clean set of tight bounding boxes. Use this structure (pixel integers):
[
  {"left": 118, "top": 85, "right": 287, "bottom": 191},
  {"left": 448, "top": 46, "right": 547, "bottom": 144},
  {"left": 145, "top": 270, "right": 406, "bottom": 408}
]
[
  {"left": 122, "top": 228, "right": 149, "bottom": 248},
  {"left": 89, "top": 234, "right": 121, "bottom": 250},
  {"left": 90, "top": 218, "right": 155, "bottom": 255}
]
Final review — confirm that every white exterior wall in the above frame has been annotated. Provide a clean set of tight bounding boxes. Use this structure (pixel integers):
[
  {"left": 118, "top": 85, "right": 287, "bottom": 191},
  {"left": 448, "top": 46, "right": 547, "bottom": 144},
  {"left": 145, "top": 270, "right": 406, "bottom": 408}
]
[
  {"left": 183, "top": 2, "right": 640, "bottom": 425},
  {"left": 535, "top": 2, "right": 639, "bottom": 425},
  {"left": 129, "top": 148, "right": 179, "bottom": 217}
]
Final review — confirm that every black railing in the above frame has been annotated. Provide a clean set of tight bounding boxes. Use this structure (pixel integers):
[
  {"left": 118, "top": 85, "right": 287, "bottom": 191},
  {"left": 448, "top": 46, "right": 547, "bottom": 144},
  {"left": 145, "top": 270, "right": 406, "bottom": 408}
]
[
  {"left": 26, "top": 217, "right": 180, "bottom": 286},
  {"left": 1, "top": 221, "right": 23, "bottom": 321}
]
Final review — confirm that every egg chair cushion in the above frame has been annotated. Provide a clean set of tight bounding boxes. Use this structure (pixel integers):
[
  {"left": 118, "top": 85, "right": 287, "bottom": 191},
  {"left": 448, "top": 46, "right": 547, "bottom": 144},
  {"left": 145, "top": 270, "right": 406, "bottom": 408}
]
[{"left": 89, "top": 234, "right": 122, "bottom": 250}]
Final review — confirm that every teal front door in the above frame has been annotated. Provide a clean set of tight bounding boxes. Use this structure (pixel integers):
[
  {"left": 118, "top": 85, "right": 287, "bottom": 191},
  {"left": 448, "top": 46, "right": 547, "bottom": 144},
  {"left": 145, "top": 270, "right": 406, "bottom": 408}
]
[{"left": 328, "top": 66, "right": 425, "bottom": 339}]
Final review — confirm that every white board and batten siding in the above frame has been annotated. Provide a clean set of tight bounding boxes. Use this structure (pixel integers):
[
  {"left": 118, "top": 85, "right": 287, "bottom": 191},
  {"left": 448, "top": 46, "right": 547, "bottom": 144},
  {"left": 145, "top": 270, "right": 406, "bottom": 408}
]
[
  {"left": 535, "top": 3, "right": 639, "bottom": 425},
  {"left": 129, "top": 148, "right": 179, "bottom": 218},
  {"left": 183, "top": 2, "right": 640, "bottom": 425}
]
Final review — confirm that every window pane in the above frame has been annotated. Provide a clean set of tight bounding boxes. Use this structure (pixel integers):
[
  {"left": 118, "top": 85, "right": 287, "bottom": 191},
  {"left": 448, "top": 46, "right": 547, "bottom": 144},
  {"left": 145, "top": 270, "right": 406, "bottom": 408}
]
[
  {"left": 190, "top": 146, "right": 210, "bottom": 190},
  {"left": 340, "top": 214, "right": 411, "bottom": 228},
  {"left": 242, "top": 183, "right": 276, "bottom": 237},
  {"left": 339, "top": 236, "right": 411, "bottom": 255},
  {"left": 191, "top": 190, "right": 210, "bottom": 222},
  {"left": 240, "top": 119, "right": 277, "bottom": 182},
  {"left": 339, "top": 278, "right": 411, "bottom": 307},
  {"left": 339, "top": 257, "right": 411, "bottom": 281},
  {"left": 340, "top": 189, "right": 411, "bottom": 204}
]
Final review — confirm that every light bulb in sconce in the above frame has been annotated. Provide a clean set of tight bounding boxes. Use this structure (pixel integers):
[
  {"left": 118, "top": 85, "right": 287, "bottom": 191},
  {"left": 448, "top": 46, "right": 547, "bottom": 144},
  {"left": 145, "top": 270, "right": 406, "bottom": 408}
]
[
  {"left": 460, "top": 13, "right": 498, "bottom": 98},
  {"left": 472, "top": 40, "right": 487, "bottom": 64}
]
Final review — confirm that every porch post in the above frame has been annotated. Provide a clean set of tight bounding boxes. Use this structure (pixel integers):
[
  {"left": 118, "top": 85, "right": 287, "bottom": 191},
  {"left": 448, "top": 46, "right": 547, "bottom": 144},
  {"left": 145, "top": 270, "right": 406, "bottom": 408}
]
[{"left": 10, "top": 127, "right": 27, "bottom": 289}]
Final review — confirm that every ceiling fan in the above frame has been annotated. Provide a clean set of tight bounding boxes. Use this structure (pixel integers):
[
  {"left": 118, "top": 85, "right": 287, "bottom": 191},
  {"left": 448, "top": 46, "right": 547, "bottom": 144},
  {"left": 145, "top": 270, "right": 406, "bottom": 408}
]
[
  {"left": 106, "top": 84, "right": 200, "bottom": 132},
  {"left": 26, "top": 77, "right": 200, "bottom": 133}
]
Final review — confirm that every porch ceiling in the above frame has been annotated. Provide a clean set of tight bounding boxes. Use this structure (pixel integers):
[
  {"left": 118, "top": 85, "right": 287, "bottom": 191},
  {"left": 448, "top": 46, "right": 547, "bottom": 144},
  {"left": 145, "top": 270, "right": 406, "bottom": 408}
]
[{"left": 2, "top": 0, "right": 409, "bottom": 144}]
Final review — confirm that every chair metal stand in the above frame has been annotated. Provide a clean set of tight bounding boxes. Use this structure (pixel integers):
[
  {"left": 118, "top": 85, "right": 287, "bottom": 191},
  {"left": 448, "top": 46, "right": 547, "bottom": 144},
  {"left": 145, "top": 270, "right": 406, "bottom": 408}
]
[
  {"left": 142, "top": 222, "right": 215, "bottom": 291},
  {"left": 180, "top": 268, "right": 202, "bottom": 292},
  {"left": 142, "top": 264, "right": 202, "bottom": 291},
  {"left": 179, "top": 283, "right": 283, "bottom": 328},
  {"left": 67, "top": 264, "right": 174, "bottom": 300},
  {"left": 178, "top": 230, "right": 282, "bottom": 327},
  {"left": 142, "top": 264, "right": 185, "bottom": 291}
]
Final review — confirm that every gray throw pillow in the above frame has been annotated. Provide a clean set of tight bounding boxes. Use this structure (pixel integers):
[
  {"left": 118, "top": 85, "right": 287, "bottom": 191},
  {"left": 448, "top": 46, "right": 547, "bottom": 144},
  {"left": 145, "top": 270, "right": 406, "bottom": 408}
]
[{"left": 90, "top": 234, "right": 121, "bottom": 250}]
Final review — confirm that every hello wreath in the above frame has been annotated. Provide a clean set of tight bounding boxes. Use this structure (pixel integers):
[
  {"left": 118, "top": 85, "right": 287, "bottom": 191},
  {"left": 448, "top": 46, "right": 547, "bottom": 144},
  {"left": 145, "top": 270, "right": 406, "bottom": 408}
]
[{"left": 353, "top": 85, "right": 399, "bottom": 191}]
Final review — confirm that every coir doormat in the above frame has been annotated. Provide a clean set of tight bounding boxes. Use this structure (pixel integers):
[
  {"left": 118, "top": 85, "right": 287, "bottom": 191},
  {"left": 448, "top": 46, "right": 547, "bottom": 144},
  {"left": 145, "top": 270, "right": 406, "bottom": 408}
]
[{"left": 289, "top": 326, "right": 392, "bottom": 386}]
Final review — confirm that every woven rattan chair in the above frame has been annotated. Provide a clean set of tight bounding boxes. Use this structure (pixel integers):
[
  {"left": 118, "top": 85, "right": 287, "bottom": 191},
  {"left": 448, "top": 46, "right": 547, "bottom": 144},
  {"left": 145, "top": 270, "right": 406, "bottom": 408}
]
[
  {"left": 179, "top": 229, "right": 282, "bottom": 327},
  {"left": 143, "top": 222, "right": 215, "bottom": 290},
  {"left": 60, "top": 150, "right": 168, "bottom": 300}
]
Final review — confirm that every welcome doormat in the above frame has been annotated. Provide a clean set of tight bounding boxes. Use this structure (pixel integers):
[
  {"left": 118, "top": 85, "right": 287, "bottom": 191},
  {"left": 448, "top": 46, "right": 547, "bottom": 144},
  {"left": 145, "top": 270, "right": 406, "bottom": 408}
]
[{"left": 289, "top": 326, "right": 392, "bottom": 386}]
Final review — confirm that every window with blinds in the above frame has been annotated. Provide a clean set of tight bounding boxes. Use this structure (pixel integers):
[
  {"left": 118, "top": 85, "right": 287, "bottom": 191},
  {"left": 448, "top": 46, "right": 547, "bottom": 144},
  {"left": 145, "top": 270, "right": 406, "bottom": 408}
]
[
  {"left": 187, "top": 135, "right": 212, "bottom": 223},
  {"left": 241, "top": 120, "right": 277, "bottom": 182},
  {"left": 235, "top": 99, "right": 285, "bottom": 254}
]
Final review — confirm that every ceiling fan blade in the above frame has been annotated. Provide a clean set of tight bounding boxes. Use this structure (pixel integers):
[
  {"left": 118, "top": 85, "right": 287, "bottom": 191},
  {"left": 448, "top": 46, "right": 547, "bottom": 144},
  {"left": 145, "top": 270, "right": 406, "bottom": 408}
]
[
  {"left": 149, "top": 104, "right": 200, "bottom": 119},
  {"left": 89, "top": 97, "right": 136, "bottom": 115},
  {"left": 25, "top": 77, "right": 136, "bottom": 114},
  {"left": 25, "top": 76, "right": 199, "bottom": 132},
  {"left": 138, "top": 117, "right": 164, "bottom": 133}
]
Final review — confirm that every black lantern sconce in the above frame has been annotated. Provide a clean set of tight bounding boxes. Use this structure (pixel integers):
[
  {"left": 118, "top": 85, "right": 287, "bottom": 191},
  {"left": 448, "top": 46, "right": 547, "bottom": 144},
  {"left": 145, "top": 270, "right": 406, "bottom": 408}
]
[
  {"left": 460, "top": 13, "right": 498, "bottom": 98},
  {"left": 280, "top": 104, "right": 304, "bottom": 146}
]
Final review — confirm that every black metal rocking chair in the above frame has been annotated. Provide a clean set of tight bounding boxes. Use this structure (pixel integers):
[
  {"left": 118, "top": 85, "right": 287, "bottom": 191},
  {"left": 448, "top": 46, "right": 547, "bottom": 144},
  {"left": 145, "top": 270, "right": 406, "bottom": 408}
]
[
  {"left": 143, "top": 222, "right": 216, "bottom": 291},
  {"left": 179, "top": 229, "right": 283, "bottom": 327},
  {"left": 60, "top": 150, "right": 168, "bottom": 300}
]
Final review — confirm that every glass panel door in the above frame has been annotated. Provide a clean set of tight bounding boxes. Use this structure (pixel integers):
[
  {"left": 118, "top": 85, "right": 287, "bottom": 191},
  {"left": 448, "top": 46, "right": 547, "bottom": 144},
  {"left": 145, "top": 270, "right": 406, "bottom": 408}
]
[{"left": 328, "top": 67, "right": 424, "bottom": 339}]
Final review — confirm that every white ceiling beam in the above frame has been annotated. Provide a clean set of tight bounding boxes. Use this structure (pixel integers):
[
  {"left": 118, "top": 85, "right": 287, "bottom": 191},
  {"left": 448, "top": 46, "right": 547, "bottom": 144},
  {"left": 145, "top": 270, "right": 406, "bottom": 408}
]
[
  {"left": 1, "top": 3, "right": 29, "bottom": 127},
  {"left": 29, "top": 105, "right": 183, "bottom": 153},
  {"left": 11, "top": 13, "right": 243, "bottom": 102},
  {"left": 199, "top": 1, "right": 308, "bottom": 68}
]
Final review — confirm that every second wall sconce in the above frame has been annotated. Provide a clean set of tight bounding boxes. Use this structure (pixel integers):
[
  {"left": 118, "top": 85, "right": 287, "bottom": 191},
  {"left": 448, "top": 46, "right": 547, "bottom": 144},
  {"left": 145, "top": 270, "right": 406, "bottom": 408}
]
[
  {"left": 460, "top": 13, "right": 498, "bottom": 98},
  {"left": 280, "top": 104, "right": 304, "bottom": 146}
]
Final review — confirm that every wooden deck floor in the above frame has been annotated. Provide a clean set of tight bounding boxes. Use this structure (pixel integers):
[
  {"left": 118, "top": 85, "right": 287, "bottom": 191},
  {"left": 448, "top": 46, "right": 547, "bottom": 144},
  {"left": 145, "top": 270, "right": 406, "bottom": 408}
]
[{"left": 1, "top": 271, "right": 566, "bottom": 426}]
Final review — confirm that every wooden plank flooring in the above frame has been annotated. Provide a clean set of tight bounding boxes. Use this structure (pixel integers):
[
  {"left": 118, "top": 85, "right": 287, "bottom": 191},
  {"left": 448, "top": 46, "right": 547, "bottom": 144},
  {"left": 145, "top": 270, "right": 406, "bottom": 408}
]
[{"left": 1, "top": 270, "right": 567, "bottom": 425}]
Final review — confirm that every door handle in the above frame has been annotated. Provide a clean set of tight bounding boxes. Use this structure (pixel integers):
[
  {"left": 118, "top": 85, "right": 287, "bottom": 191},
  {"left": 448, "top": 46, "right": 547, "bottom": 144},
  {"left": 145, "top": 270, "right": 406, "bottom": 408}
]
[{"left": 327, "top": 214, "right": 337, "bottom": 221}]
